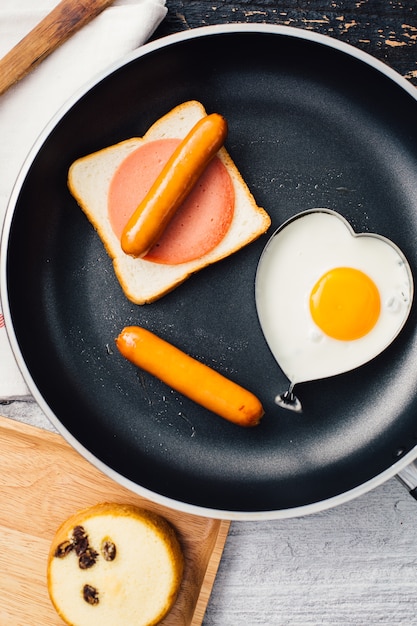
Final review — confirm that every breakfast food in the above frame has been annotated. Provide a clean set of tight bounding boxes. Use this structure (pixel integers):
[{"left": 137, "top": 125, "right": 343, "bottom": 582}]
[
  {"left": 47, "top": 503, "right": 184, "bottom": 626},
  {"left": 255, "top": 208, "right": 413, "bottom": 385},
  {"left": 68, "top": 100, "right": 271, "bottom": 304},
  {"left": 116, "top": 325, "right": 264, "bottom": 427},
  {"left": 121, "top": 112, "right": 228, "bottom": 257}
]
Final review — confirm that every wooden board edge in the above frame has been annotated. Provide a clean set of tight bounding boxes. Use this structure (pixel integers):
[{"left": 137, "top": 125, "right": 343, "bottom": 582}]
[
  {"left": 190, "top": 518, "right": 231, "bottom": 626},
  {"left": 0, "top": 414, "right": 60, "bottom": 442}
]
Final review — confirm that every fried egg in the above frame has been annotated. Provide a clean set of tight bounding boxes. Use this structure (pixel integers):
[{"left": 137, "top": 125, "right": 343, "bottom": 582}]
[{"left": 255, "top": 209, "right": 413, "bottom": 387}]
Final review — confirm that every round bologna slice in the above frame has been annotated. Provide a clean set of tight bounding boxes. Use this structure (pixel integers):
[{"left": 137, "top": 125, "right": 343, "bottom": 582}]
[
  {"left": 108, "top": 139, "right": 235, "bottom": 264},
  {"left": 47, "top": 502, "right": 184, "bottom": 626}
]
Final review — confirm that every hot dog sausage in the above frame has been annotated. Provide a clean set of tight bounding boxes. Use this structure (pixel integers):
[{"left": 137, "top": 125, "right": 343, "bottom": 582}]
[
  {"left": 116, "top": 326, "right": 264, "bottom": 427},
  {"left": 120, "top": 113, "right": 228, "bottom": 258}
]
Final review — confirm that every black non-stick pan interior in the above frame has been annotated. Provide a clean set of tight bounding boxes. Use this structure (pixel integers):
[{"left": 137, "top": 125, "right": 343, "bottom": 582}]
[{"left": 4, "top": 26, "right": 417, "bottom": 516}]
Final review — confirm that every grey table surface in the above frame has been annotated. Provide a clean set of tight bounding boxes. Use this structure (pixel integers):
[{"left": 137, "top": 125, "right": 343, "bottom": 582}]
[{"left": 2, "top": 0, "right": 417, "bottom": 624}]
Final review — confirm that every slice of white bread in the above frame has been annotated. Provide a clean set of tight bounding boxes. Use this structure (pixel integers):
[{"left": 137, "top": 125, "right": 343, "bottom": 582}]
[
  {"left": 68, "top": 100, "right": 271, "bottom": 304},
  {"left": 47, "top": 502, "right": 184, "bottom": 626}
]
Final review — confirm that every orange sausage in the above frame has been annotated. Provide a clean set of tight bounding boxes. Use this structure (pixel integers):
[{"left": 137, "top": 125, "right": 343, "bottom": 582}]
[
  {"left": 121, "top": 113, "right": 228, "bottom": 258},
  {"left": 116, "top": 326, "right": 264, "bottom": 427}
]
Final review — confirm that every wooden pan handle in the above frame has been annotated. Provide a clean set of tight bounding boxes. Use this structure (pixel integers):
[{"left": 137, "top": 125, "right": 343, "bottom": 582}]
[{"left": 0, "top": 0, "right": 116, "bottom": 96}]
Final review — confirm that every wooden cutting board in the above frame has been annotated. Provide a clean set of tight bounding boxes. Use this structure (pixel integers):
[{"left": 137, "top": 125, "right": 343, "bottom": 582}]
[{"left": 0, "top": 414, "right": 230, "bottom": 626}]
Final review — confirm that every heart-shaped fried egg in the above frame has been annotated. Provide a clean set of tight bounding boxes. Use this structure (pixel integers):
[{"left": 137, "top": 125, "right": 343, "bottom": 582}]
[{"left": 255, "top": 209, "right": 413, "bottom": 386}]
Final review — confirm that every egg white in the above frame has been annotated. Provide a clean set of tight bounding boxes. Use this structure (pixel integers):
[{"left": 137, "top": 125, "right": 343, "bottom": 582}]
[{"left": 255, "top": 209, "right": 413, "bottom": 385}]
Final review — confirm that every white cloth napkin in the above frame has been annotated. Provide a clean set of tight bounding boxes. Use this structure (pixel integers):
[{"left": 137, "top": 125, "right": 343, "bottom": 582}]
[{"left": 0, "top": 0, "right": 167, "bottom": 398}]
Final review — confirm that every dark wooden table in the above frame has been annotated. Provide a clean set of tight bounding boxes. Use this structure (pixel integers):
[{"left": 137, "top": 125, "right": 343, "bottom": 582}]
[{"left": 154, "top": 0, "right": 417, "bottom": 87}]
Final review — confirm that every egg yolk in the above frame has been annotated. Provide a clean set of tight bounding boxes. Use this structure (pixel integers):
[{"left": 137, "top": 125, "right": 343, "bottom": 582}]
[{"left": 309, "top": 267, "right": 381, "bottom": 341}]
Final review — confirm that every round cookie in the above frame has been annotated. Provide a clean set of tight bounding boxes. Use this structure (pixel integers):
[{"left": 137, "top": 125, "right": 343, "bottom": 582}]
[{"left": 47, "top": 502, "right": 184, "bottom": 626}]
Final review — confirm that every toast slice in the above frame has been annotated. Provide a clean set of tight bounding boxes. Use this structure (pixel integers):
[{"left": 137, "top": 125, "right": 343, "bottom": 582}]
[{"left": 68, "top": 100, "right": 271, "bottom": 304}]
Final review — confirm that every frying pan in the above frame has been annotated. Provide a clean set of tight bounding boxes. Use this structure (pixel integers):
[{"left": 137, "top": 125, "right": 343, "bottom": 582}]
[{"left": 2, "top": 24, "right": 417, "bottom": 520}]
